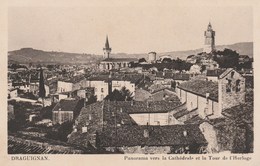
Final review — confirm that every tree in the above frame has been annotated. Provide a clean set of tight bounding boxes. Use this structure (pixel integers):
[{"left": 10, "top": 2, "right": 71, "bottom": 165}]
[
  {"left": 138, "top": 58, "right": 147, "bottom": 63},
  {"left": 200, "top": 65, "right": 206, "bottom": 73},
  {"left": 86, "top": 95, "right": 97, "bottom": 105},
  {"left": 162, "top": 58, "right": 172, "bottom": 63},
  {"left": 213, "top": 49, "right": 239, "bottom": 68},
  {"left": 105, "top": 87, "right": 133, "bottom": 101},
  {"left": 40, "top": 104, "right": 55, "bottom": 119},
  {"left": 39, "top": 68, "right": 46, "bottom": 106},
  {"left": 46, "top": 121, "right": 74, "bottom": 142}
]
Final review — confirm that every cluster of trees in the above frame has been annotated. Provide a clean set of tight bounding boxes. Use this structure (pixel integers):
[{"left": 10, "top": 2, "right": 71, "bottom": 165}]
[
  {"left": 237, "top": 61, "right": 252, "bottom": 70},
  {"left": 213, "top": 49, "right": 239, "bottom": 68},
  {"left": 131, "top": 58, "right": 193, "bottom": 71},
  {"left": 212, "top": 48, "right": 252, "bottom": 70},
  {"left": 46, "top": 121, "right": 74, "bottom": 142},
  {"left": 8, "top": 101, "right": 42, "bottom": 133},
  {"left": 105, "top": 87, "right": 133, "bottom": 101},
  {"left": 8, "top": 63, "right": 28, "bottom": 70},
  {"left": 186, "top": 48, "right": 252, "bottom": 70}
]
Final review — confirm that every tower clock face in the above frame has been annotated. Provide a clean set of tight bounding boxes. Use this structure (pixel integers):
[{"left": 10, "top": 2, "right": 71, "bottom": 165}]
[{"left": 206, "top": 31, "right": 211, "bottom": 36}]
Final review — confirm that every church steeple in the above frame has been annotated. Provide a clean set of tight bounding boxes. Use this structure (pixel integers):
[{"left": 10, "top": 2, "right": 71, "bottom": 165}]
[
  {"left": 105, "top": 35, "right": 110, "bottom": 49},
  {"left": 103, "top": 35, "right": 112, "bottom": 59}
]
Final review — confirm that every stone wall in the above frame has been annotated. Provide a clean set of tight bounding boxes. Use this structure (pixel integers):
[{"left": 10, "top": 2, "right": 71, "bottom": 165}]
[
  {"left": 52, "top": 111, "right": 73, "bottom": 124},
  {"left": 218, "top": 70, "right": 246, "bottom": 116},
  {"left": 186, "top": 92, "right": 198, "bottom": 111}
]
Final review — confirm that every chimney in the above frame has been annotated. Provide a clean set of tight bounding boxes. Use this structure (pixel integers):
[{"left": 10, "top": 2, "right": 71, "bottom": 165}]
[
  {"left": 131, "top": 100, "right": 134, "bottom": 106},
  {"left": 206, "top": 93, "right": 210, "bottom": 99},
  {"left": 143, "top": 129, "right": 149, "bottom": 138}
]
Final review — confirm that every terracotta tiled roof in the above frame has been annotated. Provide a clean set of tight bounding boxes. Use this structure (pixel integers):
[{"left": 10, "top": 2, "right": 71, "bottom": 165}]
[
  {"left": 58, "top": 75, "right": 85, "bottom": 84},
  {"left": 53, "top": 99, "right": 82, "bottom": 112},
  {"left": 156, "top": 72, "right": 190, "bottom": 80},
  {"left": 221, "top": 102, "right": 253, "bottom": 124},
  {"left": 109, "top": 100, "right": 181, "bottom": 114},
  {"left": 98, "top": 125, "right": 207, "bottom": 147},
  {"left": 178, "top": 80, "right": 218, "bottom": 101},
  {"left": 8, "top": 134, "right": 90, "bottom": 154},
  {"left": 206, "top": 69, "right": 226, "bottom": 77},
  {"left": 88, "top": 73, "right": 143, "bottom": 84}
]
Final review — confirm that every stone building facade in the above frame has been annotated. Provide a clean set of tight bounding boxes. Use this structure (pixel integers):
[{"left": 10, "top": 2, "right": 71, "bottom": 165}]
[
  {"left": 147, "top": 52, "right": 157, "bottom": 63},
  {"left": 52, "top": 99, "right": 84, "bottom": 124},
  {"left": 218, "top": 68, "right": 246, "bottom": 113},
  {"left": 99, "top": 35, "right": 138, "bottom": 70},
  {"left": 176, "top": 68, "right": 245, "bottom": 119}
]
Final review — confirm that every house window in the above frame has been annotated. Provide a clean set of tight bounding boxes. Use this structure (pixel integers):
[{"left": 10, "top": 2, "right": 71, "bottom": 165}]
[
  {"left": 236, "top": 80, "right": 241, "bottom": 92},
  {"left": 231, "top": 71, "right": 235, "bottom": 78},
  {"left": 206, "top": 98, "right": 209, "bottom": 104},
  {"left": 82, "top": 127, "right": 88, "bottom": 133},
  {"left": 204, "top": 107, "right": 208, "bottom": 116},
  {"left": 101, "top": 88, "right": 104, "bottom": 93},
  {"left": 226, "top": 80, "right": 232, "bottom": 92}
]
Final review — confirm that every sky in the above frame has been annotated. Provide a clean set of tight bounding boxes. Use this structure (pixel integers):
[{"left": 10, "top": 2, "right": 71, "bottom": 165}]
[{"left": 8, "top": 3, "right": 253, "bottom": 55}]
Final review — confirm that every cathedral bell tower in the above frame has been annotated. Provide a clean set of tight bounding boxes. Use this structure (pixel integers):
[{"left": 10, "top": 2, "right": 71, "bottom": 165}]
[
  {"left": 103, "top": 35, "right": 112, "bottom": 59},
  {"left": 203, "top": 22, "right": 215, "bottom": 53}
]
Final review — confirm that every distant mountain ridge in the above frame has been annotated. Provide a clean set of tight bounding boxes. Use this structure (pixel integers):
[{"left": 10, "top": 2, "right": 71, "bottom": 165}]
[
  {"left": 8, "top": 48, "right": 102, "bottom": 64},
  {"left": 111, "top": 42, "right": 253, "bottom": 60},
  {"left": 8, "top": 42, "right": 253, "bottom": 64}
]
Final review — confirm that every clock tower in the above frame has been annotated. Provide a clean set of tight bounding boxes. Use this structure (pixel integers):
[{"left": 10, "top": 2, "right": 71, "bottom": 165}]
[{"left": 203, "top": 22, "right": 215, "bottom": 53}]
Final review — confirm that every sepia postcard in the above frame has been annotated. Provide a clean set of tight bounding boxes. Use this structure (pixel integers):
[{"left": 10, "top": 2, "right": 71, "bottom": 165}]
[{"left": 0, "top": 0, "right": 260, "bottom": 165}]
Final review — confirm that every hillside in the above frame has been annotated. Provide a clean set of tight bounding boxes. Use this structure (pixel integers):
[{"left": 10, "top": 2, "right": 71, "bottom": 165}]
[
  {"left": 8, "top": 48, "right": 102, "bottom": 64},
  {"left": 8, "top": 42, "right": 253, "bottom": 64}
]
